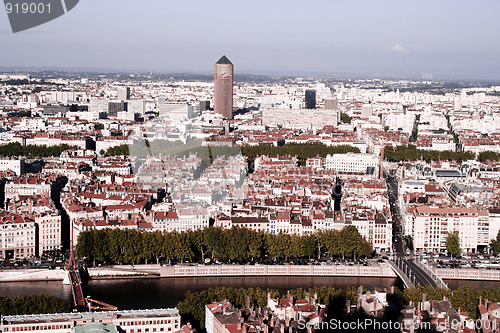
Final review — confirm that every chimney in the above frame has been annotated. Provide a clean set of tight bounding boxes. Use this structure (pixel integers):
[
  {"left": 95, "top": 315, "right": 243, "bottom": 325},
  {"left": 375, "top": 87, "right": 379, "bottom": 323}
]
[
  {"left": 422, "top": 293, "right": 427, "bottom": 304},
  {"left": 246, "top": 295, "right": 250, "bottom": 309},
  {"left": 479, "top": 296, "right": 482, "bottom": 306}
]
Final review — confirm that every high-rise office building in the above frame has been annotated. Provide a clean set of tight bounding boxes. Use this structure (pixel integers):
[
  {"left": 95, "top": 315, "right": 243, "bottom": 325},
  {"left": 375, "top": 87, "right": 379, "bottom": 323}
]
[
  {"left": 361, "top": 103, "right": 373, "bottom": 119},
  {"left": 199, "top": 101, "right": 210, "bottom": 111},
  {"left": 305, "top": 89, "right": 316, "bottom": 109},
  {"left": 214, "top": 55, "right": 234, "bottom": 119},
  {"left": 117, "top": 87, "right": 130, "bottom": 100},
  {"left": 324, "top": 97, "right": 338, "bottom": 110}
]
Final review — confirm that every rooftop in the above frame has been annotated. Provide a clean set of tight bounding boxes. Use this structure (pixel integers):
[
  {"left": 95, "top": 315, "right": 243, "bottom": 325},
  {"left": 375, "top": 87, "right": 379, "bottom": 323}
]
[{"left": 216, "top": 55, "right": 232, "bottom": 65}]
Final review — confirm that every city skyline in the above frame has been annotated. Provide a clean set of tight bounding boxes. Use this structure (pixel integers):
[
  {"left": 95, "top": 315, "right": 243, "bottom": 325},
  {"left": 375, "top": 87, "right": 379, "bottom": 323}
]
[{"left": 1, "top": 0, "right": 500, "bottom": 80}]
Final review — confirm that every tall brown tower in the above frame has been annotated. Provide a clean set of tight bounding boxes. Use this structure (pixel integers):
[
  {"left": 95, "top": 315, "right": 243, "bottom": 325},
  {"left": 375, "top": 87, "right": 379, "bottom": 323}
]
[{"left": 214, "top": 55, "right": 234, "bottom": 119}]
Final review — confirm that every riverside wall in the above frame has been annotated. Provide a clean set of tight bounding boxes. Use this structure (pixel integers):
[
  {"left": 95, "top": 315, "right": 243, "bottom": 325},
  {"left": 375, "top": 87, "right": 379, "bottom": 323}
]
[
  {"left": 436, "top": 268, "right": 500, "bottom": 281},
  {"left": 0, "top": 269, "right": 67, "bottom": 282},
  {"left": 159, "top": 263, "right": 396, "bottom": 278}
]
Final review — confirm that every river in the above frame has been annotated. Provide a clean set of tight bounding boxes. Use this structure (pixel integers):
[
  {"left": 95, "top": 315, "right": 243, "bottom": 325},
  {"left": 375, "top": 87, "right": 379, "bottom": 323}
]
[{"left": 0, "top": 276, "right": 397, "bottom": 309}]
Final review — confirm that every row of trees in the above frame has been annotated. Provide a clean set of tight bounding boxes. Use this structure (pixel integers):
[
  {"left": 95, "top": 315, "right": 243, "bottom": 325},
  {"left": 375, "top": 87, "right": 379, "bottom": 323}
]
[
  {"left": 0, "top": 295, "right": 70, "bottom": 316},
  {"left": 384, "top": 145, "right": 475, "bottom": 162},
  {"left": 105, "top": 140, "right": 241, "bottom": 166},
  {"left": 106, "top": 142, "right": 360, "bottom": 166},
  {"left": 0, "top": 142, "right": 78, "bottom": 158},
  {"left": 478, "top": 151, "right": 500, "bottom": 162},
  {"left": 106, "top": 144, "right": 129, "bottom": 156},
  {"left": 177, "top": 286, "right": 358, "bottom": 329},
  {"left": 241, "top": 143, "right": 360, "bottom": 166},
  {"left": 76, "top": 226, "right": 373, "bottom": 265}
]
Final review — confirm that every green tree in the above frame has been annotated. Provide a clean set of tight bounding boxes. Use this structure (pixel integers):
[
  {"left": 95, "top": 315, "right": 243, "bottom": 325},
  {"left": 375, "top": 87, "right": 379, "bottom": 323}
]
[
  {"left": 478, "top": 151, "right": 500, "bottom": 162},
  {"left": 341, "top": 112, "right": 352, "bottom": 124},
  {"left": 446, "top": 232, "right": 461, "bottom": 258},
  {"left": 189, "top": 229, "right": 206, "bottom": 262},
  {"left": 321, "top": 230, "right": 340, "bottom": 259},
  {"left": 247, "top": 231, "right": 263, "bottom": 261},
  {"left": 490, "top": 230, "right": 500, "bottom": 256},
  {"left": 289, "top": 234, "right": 305, "bottom": 258},
  {"left": 338, "top": 226, "right": 371, "bottom": 259},
  {"left": 302, "top": 234, "right": 317, "bottom": 259},
  {"left": 171, "top": 231, "right": 194, "bottom": 262},
  {"left": 162, "top": 232, "right": 175, "bottom": 265},
  {"left": 75, "top": 231, "right": 95, "bottom": 263},
  {"left": 226, "top": 227, "right": 250, "bottom": 262},
  {"left": 204, "top": 227, "right": 226, "bottom": 260}
]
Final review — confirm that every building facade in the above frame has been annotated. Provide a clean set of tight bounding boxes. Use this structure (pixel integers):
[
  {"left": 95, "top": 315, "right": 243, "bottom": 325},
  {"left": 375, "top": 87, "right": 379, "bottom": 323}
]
[
  {"left": 0, "top": 309, "right": 181, "bottom": 333},
  {"left": 412, "top": 206, "right": 490, "bottom": 253}
]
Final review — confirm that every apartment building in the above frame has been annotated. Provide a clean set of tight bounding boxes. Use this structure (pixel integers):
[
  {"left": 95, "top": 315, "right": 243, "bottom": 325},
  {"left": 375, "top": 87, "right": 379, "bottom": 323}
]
[
  {"left": 412, "top": 206, "right": 490, "bottom": 253},
  {"left": 0, "top": 210, "right": 37, "bottom": 259}
]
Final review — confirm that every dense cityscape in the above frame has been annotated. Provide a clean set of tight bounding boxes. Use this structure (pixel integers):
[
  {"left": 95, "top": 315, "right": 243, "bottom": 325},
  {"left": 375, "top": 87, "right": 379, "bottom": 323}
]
[
  {"left": 2, "top": 0, "right": 500, "bottom": 331},
  {"left": 0, "top": 54, "right": 499, "bottom": 332}
]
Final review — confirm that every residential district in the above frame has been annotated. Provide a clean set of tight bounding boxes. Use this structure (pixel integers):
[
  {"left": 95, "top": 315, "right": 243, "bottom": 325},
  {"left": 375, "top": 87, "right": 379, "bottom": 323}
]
[{"left": 0, "top": 57, "right": 500, "bottom": 332}]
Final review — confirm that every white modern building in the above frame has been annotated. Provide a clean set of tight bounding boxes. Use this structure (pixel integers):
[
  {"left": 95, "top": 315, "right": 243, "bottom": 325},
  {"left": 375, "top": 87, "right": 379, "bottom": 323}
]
[
  {"left": 262, "top": 108, "right": 340, "bottom": 130},
  {"left": 324, "top": 153, "right": 379, "bottom": 175}
]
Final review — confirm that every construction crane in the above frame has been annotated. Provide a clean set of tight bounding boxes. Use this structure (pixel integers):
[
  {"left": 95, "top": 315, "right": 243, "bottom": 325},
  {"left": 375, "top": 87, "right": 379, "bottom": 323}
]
[{"left": 85, "top": 297, "right": 118, "bottom": 311}]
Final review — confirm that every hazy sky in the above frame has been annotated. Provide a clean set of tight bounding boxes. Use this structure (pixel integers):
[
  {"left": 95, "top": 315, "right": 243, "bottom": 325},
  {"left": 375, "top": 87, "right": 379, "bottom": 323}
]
[{"left": 2, "top": 0, "right": 500, "bottom": 79}]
